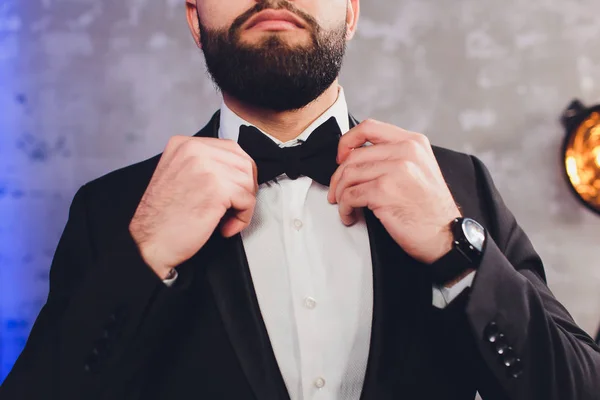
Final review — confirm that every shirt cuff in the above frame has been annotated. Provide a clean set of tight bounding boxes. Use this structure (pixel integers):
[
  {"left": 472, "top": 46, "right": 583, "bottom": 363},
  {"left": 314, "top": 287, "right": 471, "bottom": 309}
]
[
  {"left": 162, "top": 269, "right": 179, "bottom": 287},
  {"left": 432, "top": 271, "right": 476, "bottom": 309}
]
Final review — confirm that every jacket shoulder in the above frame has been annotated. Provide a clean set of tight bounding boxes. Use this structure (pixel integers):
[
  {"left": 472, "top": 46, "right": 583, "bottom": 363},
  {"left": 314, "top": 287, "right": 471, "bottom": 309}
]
[
  {"left": 84, "top": 153, "right": 162, "bottom": 200},
  {"left": 74, "top": 153, "right": 163, "bottom": 241},
  {"left": 431, "top": 145, "right": 494, "bottom": 225},
  {"left": 431, "top": 145, "right": 477, "bottom": 186}
]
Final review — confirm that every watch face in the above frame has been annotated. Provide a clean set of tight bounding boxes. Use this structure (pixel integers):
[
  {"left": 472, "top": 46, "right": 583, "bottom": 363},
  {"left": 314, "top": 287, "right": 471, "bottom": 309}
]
[{"left": 462, "top": 218, "right": 486, "bottom": 252}]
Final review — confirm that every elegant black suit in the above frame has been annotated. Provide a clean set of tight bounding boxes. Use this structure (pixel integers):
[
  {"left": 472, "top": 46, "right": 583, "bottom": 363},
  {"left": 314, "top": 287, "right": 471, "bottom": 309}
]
[{"left": 1, "top": 112, "right": 599, "bottom": 400}]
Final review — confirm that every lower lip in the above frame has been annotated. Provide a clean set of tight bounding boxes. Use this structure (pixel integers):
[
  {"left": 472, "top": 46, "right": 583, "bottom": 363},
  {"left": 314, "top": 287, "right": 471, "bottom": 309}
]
[{"left": 249, "top": 20, "right": 301, "bottom": 31}]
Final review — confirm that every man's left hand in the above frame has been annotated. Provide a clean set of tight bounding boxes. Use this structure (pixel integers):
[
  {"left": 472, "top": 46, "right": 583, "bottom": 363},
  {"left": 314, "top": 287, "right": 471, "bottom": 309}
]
[{"left": 327, "top": 119, "right": 461, "bottom": 264}]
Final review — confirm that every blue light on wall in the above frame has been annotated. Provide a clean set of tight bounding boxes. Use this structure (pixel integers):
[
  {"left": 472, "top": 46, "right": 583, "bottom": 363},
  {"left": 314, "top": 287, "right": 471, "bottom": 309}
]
[{"left": 0, "top": 0, "right": 24, "bottom": 384}]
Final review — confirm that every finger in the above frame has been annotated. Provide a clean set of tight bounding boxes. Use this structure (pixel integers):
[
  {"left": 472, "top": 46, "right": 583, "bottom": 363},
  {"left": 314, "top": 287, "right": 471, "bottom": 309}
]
[
  {"left": 328, "top": 145, "right": 401, "bottom": 203},
  {"left": 164, "top": 135, "right": 194, "bottom": 156},
  {"left": 215, "top": 150, "right": 258, "bottom": 191},
  {"left": 249, "top": 158, "right": 258, "bottom": 193},
  {"left": 211, "top": 149, "right": 259, "bottom": 194},
  {"left": 220, "top": 187, "right": 257, "bottom": 237},
  {"left": 163, "top": 137, "right": 253, "bottom": 171},
  {"left": 164, "top": 136, "right": 236, "bottom": 163},
  {"left": 199, "top": 137, "right": 251, "bottom": 159},
  {"left": 156, "top": 135, "right": 194, "bottom": 169},
  {"left": 337, "top": 180, "right": 377, "bottom": 226},
  {"left": 172, "top": 137, "right": 254, "bottom": 170},
  {"left": 338, "top": 120, "right": 427, "bottom": 164},
  {"left": 198, "top": 139, "right": 258, "bottom": 191},
  {"left": 333, "top": 160, "right": 395, "bottom": 205},
  {"left": 338, "top": 120, "right": 408, "bottom": 163},
  {"left": 172, "top": 143, "right": 255, "bottom": 185},
  {"left": 220, "top": 163, "right": 258, "bottom": 196}
]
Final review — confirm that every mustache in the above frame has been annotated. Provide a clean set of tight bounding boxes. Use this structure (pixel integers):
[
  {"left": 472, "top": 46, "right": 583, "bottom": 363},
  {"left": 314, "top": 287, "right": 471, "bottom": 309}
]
[{"left": 229, "top": 0, "right": 319, "bottom": 37}]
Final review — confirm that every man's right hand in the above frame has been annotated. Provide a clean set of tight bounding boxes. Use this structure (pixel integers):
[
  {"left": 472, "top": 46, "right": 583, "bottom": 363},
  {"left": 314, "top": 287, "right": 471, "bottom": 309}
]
[{"left": 129, "top": 136, "right": 258, "bottom": 279}]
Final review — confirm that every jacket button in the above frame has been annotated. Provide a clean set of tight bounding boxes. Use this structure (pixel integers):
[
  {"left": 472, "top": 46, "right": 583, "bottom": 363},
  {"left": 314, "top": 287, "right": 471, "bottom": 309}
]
[
  {"left": 484, "top": 322, "right": 500, "bottom": 342},
  {"left": 490, "top": 332, "right": 506, "bottom": 347},
  {"left": 488, "top": 331, "right": 503, "bottom": 344},
  {"left": 502, "top": 348, "right": 518, "bottom": 367},
  {"left": 508, "top": 359, "right": 524, "bottom": 379},
  {"left": 496, "top": 342, "right": 510, "bottom": 356}
]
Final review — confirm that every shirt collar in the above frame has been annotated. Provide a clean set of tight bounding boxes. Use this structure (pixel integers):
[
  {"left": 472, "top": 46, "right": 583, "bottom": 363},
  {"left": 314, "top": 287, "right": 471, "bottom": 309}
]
[{"left": 218, "top": 87, "right": 350, "bottom": 146}]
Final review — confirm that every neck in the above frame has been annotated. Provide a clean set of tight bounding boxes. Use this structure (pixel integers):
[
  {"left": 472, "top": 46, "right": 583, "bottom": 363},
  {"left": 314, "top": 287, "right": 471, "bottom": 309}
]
[{"left": 222, "top": 81, "right": 340, "bottom": 143}]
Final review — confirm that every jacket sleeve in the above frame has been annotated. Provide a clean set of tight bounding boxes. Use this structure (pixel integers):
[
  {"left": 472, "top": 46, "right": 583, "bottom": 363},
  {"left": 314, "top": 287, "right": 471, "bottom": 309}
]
[
  {"left": 465, "top": 156, "right": 600, "bottom": 400},
  {"left": 0, "top": 185, "right": 191, "bottom": 400}
]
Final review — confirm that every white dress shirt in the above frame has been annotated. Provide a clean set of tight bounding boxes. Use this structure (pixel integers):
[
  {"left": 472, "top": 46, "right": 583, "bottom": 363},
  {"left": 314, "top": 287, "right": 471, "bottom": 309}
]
[{"left": 165, "top": 87, "right": 474, "bottom": 399}]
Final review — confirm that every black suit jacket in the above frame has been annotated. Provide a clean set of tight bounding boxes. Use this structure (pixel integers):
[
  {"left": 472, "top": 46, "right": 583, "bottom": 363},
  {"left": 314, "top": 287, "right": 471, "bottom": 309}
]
[{"left": 1, "top": 112, "right": 599, "bottom": 400}]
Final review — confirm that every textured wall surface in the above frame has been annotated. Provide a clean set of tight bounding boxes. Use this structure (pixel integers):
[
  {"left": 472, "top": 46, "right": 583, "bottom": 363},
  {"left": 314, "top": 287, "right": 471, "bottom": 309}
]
[{"left": 1, "top": 0, "right": 600, "bottom": 383}]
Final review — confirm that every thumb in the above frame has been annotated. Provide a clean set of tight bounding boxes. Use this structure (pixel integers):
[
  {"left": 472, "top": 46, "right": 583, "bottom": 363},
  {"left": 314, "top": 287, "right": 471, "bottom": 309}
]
[{"left": 219, "top": 212, "right": 251, "bottom": 238}]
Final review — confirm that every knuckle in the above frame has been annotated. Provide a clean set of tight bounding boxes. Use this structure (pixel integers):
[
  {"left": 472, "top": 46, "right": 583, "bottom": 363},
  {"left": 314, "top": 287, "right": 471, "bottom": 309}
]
[
  {"left": 363, "top": 118, "right": 380, "bottom": 127},
  {"left": 339, "top": 165, "right": 352, "bottom": 182},
  {"left": 198, "top": 170, "right": 218, "bottom": 188},
  {"left": 345, "top": 163, "right": 359, "bottom": 174},
  {"left": 341, "top": 184, "right": 360, "bottom": 201},
  {"left": 167, "top": 135, "right": 186, "bottom": 146},
  {"left": 354, "top": 161, "right": 374, "bottom": 170},
  {"left": 164, "top": 136, "right": 184, "bottom": 152},
  {"left": 346, "top": 149, "right": 359, "bottom": 163},
  {"left": 247, "top": 193, "right": 258, "bottom": 208},
  {"left": 227, "top": 140, "right": 249, "bottom": 158},
  {"left": 178, "top": 138, "right": 203, "bottom": 156},
  {"left": 339, "top": 188, "right": 352, "bottom": 204},
  {"left": 195, "top": 169, "right": 222, "bottom": 193},
  {"left": 224, "top": 138, "right": 242, "bottom": 151},
  {"left": 375, "top": 177, "right": 388, "bottom": 192},
  {"left": 349, "top": 185, "right": 363, "bottom": 199},
  {"left": 243, "top": 158, "right": 255, "bottom": 174},
  {"left": 376, "top": 175, "right": 395, "bottom": 195},
  {"left": 187, "top": 155, "right": 208, "bottom": 174},
  {"left": 415, "top": 133, "right": 430, "bottom": 147},
  {"left": 404, "top": 139, "right": 421, "bottom": 154}
]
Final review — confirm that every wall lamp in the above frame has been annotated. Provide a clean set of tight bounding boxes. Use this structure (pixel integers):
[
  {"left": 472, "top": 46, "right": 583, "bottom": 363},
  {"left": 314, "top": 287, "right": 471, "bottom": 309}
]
[{"left": 561, "top": 100, "right": 600, "bottom": 215}]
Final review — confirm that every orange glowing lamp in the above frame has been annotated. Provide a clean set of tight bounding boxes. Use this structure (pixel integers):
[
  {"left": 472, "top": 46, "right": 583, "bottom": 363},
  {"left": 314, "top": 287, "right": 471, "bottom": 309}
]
[{"left": 562, "top": 100, "right": 600, "bottom": 215}]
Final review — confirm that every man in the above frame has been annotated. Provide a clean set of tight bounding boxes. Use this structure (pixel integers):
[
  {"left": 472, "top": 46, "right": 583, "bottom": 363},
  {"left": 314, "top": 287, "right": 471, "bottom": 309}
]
[{"left": 0, "top": 0, "right": 598, "bottom": 399}]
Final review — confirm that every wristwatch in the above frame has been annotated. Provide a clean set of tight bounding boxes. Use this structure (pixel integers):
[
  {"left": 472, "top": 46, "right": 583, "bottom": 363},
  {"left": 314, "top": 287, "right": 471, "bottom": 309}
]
[{"left": 430, "top": 217, "right": 487, "bottom": 285}]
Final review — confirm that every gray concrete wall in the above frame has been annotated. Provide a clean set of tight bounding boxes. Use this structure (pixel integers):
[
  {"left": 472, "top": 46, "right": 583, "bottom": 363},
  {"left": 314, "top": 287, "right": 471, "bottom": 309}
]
[{"left": 1, "top": 0, "right": 600, "bottom": 381}]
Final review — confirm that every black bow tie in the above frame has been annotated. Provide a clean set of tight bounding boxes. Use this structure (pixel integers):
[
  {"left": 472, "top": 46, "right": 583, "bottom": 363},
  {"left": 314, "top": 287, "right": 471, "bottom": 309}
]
[{"left": 237, "top": 117, "right": 342, "bottom": 186}]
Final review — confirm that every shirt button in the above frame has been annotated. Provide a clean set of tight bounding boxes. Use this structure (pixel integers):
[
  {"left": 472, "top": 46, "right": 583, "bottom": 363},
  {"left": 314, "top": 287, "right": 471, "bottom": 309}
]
[
  {"left": 314, "top": 377, "right": 326, "bottom": 389},
  {"left": 303, "top": 297, "right": 317, "bottom": 310},
  {"left": 293, "top": 219, "right": 303, "bottom": 231}
]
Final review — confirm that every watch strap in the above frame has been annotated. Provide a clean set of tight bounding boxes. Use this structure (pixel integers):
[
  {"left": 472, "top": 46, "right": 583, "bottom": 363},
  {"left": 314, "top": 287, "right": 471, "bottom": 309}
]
[{"left": 429, "top": 248, "right": 475, "bottom": 286}]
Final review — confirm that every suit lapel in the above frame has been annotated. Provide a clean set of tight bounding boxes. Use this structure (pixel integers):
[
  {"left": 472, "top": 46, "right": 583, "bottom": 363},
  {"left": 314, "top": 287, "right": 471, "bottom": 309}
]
[
  {"left": 204, "top": 233, "right": 290, "bottom": 400},
  {"left": 194, "top": 112, "right": 290, "bottom": 400}
]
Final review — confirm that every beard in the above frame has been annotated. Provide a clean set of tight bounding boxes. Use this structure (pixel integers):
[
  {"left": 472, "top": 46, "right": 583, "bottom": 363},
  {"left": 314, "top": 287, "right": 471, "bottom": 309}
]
[{"left": 198, "top": 1, "right": 347, "bottom": 112}]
